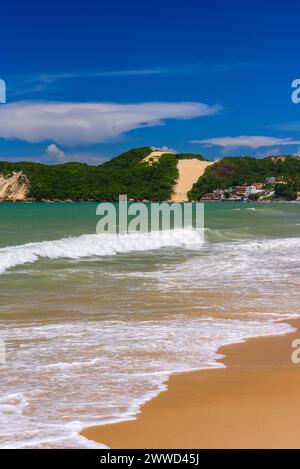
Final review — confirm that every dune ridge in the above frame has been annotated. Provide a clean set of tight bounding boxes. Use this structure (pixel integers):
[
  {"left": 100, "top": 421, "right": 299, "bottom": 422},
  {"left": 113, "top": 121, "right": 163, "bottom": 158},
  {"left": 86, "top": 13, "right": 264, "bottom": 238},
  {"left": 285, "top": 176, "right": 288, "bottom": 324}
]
[{"left": 171, "top": 159, "right": 213, "bottom": 202}]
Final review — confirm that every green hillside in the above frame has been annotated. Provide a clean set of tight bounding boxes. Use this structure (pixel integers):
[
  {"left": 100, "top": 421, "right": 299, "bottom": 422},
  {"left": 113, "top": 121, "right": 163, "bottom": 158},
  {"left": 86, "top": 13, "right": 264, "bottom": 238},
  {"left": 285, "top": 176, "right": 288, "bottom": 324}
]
[
  {"left": 0, "top": 147, "right": 206, "bottom": 201},
  {"left": 4, "top": 149, "right": 300, "bottom": 202},
  {"left": 189, "top": 156, "right": 300, "bottom": 200}
]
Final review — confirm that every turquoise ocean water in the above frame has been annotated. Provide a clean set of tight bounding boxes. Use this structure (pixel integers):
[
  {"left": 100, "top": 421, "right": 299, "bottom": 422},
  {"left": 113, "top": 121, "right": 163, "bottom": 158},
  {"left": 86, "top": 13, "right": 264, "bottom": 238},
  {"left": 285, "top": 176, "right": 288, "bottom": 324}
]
[{"left": 0, "top": 202, "right": 299, "bottom": 448}]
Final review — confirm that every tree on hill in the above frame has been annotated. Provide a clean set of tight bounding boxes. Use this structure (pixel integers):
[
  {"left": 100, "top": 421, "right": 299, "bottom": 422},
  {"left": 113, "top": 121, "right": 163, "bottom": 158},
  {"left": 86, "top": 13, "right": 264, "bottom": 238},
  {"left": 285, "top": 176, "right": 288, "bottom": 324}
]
[
  {"left": 0, "top": 147, "right": 206, "bottom": 201},
  {"left": 188, "top": 156, "right": 300, "bottom": 200}
]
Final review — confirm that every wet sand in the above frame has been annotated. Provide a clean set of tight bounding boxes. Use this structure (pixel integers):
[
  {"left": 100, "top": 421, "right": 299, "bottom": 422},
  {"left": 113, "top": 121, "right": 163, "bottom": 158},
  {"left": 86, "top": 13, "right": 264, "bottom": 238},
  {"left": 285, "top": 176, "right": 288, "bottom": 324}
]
[{"left": 82, "top": 319, "right": 300, "bottom": 448}]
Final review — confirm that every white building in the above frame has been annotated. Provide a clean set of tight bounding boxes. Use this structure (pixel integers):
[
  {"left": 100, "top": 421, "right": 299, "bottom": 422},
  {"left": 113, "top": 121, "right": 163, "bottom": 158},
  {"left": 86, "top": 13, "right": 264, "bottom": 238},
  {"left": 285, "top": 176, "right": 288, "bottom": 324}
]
[{"left": 245, "top": 186, "right": 264, "bottom": 197}]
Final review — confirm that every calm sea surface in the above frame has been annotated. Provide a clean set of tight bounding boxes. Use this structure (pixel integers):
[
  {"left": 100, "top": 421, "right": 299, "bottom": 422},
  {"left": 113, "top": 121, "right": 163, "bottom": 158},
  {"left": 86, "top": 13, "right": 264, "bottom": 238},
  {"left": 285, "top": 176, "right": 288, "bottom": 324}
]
[{"left": 0, "top": 202, "right": 299, "bottom": 448}]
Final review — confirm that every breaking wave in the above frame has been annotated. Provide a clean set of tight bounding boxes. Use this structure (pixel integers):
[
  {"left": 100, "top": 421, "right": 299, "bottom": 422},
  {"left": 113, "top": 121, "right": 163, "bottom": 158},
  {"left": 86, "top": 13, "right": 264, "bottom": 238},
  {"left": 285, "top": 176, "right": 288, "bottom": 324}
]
[{"left": 0, "top": 228, "right": 203, "bottom": 274}]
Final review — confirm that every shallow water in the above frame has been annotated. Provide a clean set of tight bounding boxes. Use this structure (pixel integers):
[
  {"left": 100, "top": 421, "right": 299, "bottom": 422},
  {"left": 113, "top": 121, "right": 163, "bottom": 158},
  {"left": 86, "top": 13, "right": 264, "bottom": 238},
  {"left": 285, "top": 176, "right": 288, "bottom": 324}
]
[{"left": 0, "top": 202, "right": 299, "bottom": 448}]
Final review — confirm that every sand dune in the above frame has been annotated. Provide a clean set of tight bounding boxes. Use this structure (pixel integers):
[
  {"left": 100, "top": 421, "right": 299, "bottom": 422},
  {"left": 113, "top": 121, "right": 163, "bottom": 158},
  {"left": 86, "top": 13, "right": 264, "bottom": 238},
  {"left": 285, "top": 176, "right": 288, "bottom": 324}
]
[{"left": 171, "top": 159, "right": 213, "bottom": 202}]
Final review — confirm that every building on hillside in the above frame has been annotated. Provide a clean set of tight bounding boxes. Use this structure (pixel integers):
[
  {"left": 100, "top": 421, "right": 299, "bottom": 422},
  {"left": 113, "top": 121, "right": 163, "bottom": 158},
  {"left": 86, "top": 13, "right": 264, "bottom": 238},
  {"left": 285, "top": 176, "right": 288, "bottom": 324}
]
[
  {"left": 245, "top": 185, "right": 264, "bottom": 197},
  {"left": 226, "top": 193, "right": 244, "bottom": 201},
  {"left": 201, "top": 189, "right": 225, "bottom": 201},
  {"left": 273, "top": 176, "right": 287, "bottom": 185},
  {"left": 200, "top": 193, "right": 216, "bottom": 201},
  {"left": 252, "top": 182, "right": 264, "bottom": 190},
  {"left": 235, "top": 185, "right": 248, "bottom": 197},
  {"left": 258, "top": 190, "right": 275, "bottom": 201},
  {"left": 265, "top": 177, "right": 276, "bottom": 185}
]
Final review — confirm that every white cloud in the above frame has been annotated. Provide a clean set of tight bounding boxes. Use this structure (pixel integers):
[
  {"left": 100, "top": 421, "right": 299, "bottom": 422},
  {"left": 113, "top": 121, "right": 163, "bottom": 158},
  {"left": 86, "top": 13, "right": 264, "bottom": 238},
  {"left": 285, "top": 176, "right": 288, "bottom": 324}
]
[
  {"left": 46, "top": 143, "right": 65, "bottom": 158},
  {"left": 151, "top": 145, "right": 177, "bottom": 153},
  {"left": 44, "top": 144, "right": 109, "bottom": 165},
  {"left": 191, "top": 135, "right": 300, "bottom": 149},
  {"left": 0, "top": 101, "right": 221, "bottom": 146}
]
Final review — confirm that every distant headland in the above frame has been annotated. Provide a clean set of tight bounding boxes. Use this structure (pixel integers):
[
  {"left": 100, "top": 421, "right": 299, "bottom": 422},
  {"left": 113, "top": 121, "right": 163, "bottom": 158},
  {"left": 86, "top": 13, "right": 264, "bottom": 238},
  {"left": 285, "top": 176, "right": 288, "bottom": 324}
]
[{"left": 0, "top": 147, "right": 300, "bottom": 202}]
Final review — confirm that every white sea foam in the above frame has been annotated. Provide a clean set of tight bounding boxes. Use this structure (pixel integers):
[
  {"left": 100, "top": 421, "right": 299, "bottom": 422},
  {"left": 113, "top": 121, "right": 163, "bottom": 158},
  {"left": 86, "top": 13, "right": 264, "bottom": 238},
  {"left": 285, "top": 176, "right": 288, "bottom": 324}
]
[
  {"left": 1, "top": 229, "right": 300, "bottom": 448},
  {"left": 0, "top": 314, "right": 295, "bottom": 448},
  {"left": 0, "top": 228, "right": 203, "bottom": 275}
]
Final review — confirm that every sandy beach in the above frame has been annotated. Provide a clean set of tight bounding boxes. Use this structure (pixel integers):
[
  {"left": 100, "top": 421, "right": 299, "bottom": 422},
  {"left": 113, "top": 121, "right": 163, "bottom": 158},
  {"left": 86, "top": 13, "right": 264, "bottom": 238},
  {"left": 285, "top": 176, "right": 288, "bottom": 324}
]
[
  {"left": 82, "top": 319, "right": 300, "bottom": 449},
  {"left": 3, "top": 202, "right": 300, "bottom": 448}
]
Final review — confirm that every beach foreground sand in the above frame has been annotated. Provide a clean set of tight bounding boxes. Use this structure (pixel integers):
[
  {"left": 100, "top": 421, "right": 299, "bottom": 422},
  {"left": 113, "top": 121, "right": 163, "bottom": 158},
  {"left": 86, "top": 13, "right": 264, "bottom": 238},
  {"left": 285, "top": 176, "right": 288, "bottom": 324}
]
[{"left": 82, "top": 319, "right": 300, "bottom": 449}]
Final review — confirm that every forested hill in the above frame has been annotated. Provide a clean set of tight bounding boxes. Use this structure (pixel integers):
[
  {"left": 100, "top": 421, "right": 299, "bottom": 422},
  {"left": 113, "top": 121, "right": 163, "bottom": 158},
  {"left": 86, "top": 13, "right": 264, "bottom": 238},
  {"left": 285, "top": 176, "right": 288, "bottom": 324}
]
[
  {"left": 3, "top": 150, "right": 300, "bottom": 202},
  {"left": 0, "top": 147, "right": 206, "bottom": 201},
  {"left": 188, "top": 155, "right": 300, "bottom": 199}
]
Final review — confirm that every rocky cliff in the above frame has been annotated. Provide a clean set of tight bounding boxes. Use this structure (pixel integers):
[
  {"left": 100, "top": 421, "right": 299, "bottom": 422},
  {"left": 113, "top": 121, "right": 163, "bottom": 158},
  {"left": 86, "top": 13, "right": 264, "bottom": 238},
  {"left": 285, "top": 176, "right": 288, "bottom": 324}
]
[{"left": 0, "top": 171, "right": 30, "bottom": 200}]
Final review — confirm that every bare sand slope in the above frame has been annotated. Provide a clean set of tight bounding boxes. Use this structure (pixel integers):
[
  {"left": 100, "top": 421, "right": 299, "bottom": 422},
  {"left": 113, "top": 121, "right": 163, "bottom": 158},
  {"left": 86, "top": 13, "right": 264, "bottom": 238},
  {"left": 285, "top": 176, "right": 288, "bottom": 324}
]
[
  {"left": 0, "top": 171, "right": 29, "bottom": 200},
  {"left": 142, "top": 150, "right": 170, "bottom": 165},
  {"left": 82, "top": 319, "right": 300, "bottom": 449},
  {"left": 171, "top": 159, "right": 213, "bottom": 202}
]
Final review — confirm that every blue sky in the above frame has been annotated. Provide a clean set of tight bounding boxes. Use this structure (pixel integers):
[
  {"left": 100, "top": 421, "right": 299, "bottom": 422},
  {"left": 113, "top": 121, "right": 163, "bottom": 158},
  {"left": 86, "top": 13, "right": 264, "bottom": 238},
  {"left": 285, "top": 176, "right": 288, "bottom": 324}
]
[{"left": 1, "top": 0, "right": 300, "bottom": 164}]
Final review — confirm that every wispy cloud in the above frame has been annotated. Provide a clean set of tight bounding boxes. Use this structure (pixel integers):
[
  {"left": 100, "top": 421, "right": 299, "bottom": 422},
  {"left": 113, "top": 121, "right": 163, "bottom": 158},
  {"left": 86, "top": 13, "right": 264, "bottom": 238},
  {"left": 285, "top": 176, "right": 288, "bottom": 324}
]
[
  {"left": 191, "top": 135, "right": 300, "bottom": 149},
  {"left": 36, "top": 68, "right": 169, "bottom": 82},
  {"left": 0, "top": 100, "right": 221, "bottom": 146},
  {"left": 7, "top": 62, "right": 255, "bottom": 96},
  {"left": 268, "top": 122, "right": 300, "bottom": 132},
  {"left": 34, "top": 62, "right": 255, "bottom": 83}
]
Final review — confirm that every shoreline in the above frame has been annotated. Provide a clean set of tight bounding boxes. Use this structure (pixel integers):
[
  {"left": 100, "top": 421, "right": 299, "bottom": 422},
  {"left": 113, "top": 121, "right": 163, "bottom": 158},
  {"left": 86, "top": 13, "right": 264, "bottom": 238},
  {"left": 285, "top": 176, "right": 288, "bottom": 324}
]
[
  {"left": 81, "top": 318, "right": 300, "bottom": 449},
  {"left": 0, "top": 200, "right": 298, "bottom": 204}
]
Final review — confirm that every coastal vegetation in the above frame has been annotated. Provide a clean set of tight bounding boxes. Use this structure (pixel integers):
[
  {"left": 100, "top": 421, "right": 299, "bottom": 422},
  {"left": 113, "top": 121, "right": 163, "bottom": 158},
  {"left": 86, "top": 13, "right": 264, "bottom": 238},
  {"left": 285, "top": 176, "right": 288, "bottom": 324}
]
[
  {"left": 189, "top": 155, "right": 300, "bottom": 200},
  {"left": 1, "top": 149, "right": 300, "bottom": 202},
  {"left": 0, "top": 148, "right": 206, "bottom": 202}
]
